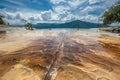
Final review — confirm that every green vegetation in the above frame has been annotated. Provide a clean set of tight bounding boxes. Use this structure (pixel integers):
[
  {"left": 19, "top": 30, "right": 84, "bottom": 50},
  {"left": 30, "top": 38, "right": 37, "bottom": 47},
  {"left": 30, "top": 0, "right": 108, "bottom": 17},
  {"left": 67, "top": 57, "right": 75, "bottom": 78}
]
[
  {"left": 0, "top": 14, "right": 5, "bottom": 24},
  {"left": 102, "top": 3, "right": 120, "bottom": 26},
  {"left": 22, "top": 19, "right": 33, "bottom": 30},
  {"left": 102, "top": 2, "right": 120, "bottom": 33}
]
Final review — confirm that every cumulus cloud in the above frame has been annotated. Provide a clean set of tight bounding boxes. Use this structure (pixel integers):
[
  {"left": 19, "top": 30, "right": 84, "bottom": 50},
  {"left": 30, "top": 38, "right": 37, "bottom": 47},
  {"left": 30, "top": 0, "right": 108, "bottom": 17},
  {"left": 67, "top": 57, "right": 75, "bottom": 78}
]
[
  {"left": 54, "top": 6, "right": 70, "bottom": 13},
  {"left": 68, "top": 0, "right": 87, "bottom": 8},
  {"left": 0, "top": 0, "right": 119, "bottom": 24},
  {"left": 89, "top": 0, "right": 103, "bottom": 5},
  {"left": 50, "top": 0, "right": 66, "bottom": 4}
]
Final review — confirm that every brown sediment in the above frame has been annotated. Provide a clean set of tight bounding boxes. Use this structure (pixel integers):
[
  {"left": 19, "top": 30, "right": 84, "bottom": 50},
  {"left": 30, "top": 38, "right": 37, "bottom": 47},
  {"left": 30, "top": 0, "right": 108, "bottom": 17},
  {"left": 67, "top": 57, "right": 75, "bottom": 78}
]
[
  {"left": 0, "top": 27, "right": 120, "bottom": 80},
  {"left": 0, "top": 34, "right": 60, "bottom": 78},
  {"left": 99, "top": 34, "right": 120, "bottom": 57},
  {"left": 55, "top": 66, "right": 94, "bottom": 80}
]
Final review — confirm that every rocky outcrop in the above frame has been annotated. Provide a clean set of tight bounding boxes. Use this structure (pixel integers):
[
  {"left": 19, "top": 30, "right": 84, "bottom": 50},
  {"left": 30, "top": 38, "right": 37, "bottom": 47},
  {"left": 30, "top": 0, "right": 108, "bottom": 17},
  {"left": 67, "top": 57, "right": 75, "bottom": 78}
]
[
  {"left": 112, "top": 27, "right": 120, "bottom": 33},
  {"left": 99, "top": 27, "right": 120, "bottom": 33},
  {"left": 0, "top": 31, "right": 6, "bottom": 34}
]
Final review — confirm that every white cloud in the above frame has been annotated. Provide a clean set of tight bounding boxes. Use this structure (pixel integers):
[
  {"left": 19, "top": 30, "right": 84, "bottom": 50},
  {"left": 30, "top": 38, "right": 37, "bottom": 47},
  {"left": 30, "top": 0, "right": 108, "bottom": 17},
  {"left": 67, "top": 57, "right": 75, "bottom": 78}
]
[
  {"left": 89, "top": 0, "right": 103, "bottom": 5},
  {"left": 81, "top": 6, "right": 93, "bottom": 13},
  {"left": 68, "top": 0, "right": 87, "bottom": 8},
  {"left": 51, "top": 14, "right": 60, "bottom": 20},
  {"left": 62, "top": 13, "right": 77, "bottom": 21},
  {"left": 0, "top": 0, "right": 119, "bottom": 24},
  {"left": 54, "top": 5, "right": 70, "bottom": 13},
  {"left": 50, "top": 0, "right": 66, "bottom": 4},
  {"left": 79, "top": 15, "right": 99, "bottom": 22},
  {"left": 41, "top": 10, "right": 52, "bottom": 21}
]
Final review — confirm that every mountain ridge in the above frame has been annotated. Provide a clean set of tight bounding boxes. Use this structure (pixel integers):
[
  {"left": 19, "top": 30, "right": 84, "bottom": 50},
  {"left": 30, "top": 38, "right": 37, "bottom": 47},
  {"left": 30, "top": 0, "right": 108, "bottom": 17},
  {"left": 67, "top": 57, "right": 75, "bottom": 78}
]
[{"left": 33, "top": 20, "right": 102, "bottom": 29}]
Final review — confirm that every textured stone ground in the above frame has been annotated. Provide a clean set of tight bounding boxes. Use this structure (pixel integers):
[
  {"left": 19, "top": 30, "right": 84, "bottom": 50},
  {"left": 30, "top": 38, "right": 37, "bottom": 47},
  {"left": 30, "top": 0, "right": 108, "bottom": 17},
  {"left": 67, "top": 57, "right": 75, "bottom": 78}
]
[{"left": 0, "top": 26, "right": 120, "bottom": 80}]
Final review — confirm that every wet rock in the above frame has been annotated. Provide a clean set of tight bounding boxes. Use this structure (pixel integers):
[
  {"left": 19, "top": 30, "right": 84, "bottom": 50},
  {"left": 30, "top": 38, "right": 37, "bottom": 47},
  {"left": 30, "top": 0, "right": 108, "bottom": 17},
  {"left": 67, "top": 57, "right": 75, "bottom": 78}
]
[
  {"left": 99, "top": 27, "right": 120, "bottom": 33},
  {"left": 0, "top": 31, "right": 6, "bottom": 34}
]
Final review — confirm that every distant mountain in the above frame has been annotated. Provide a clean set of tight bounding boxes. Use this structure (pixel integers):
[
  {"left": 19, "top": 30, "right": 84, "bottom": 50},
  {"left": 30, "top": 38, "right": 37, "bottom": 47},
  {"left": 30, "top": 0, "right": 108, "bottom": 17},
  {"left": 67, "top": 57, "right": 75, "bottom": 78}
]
[{"left": 33, "top": 20, "right": 102, "bottom": 29}]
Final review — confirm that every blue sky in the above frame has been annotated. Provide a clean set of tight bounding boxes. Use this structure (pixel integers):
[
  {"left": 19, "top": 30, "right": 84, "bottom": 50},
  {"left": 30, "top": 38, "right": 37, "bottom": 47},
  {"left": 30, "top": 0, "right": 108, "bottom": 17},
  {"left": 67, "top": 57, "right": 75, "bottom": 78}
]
[{"left": 0, "top": 0, "right": 119, "bottom": 24}]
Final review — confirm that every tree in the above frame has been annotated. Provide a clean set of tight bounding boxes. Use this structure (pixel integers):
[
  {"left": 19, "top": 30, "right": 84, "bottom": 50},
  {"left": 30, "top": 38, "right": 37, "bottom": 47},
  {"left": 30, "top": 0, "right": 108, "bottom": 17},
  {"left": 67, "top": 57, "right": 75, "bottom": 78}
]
[
  {"left": 22, "top": 19, "right": 33, "bottom": 30},
  {"left": 25, "top": 22, "right": 33, "bottom": 30},
  {"left": 102, "top": 3, "right": 120, "bottom": 26},
  {"left": 0, "top": 14, "right": 5, "bottom": 24}
]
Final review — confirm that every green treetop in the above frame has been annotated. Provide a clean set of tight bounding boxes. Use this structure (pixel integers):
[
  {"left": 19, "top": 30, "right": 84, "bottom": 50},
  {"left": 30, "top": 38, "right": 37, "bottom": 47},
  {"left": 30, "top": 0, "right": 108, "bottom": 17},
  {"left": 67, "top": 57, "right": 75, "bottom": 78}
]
[
  {"left": 0, "top": 14, "right": 5, "bottom": 24},
  {"left": 102, "top": 3, "right": 120, "bottom": 26},
  {"left": 22, "top": 19, "right": 33, "bottom": 30}
]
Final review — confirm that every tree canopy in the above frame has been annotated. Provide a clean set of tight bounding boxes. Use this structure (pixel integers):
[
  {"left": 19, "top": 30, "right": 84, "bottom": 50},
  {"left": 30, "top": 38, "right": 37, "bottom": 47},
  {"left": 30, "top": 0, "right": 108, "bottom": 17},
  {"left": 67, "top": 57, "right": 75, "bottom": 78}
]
[
  {"left": 0, "top": 14, "right": 5, "bottom": 24},
  {"left": 102, "top": 3, "right": 120, "bottom": 25},
  {"left": 22, "top": 19, "right": 33, "bottom": 30}
]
